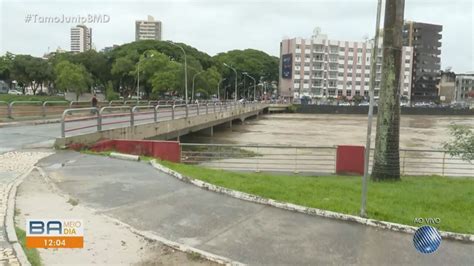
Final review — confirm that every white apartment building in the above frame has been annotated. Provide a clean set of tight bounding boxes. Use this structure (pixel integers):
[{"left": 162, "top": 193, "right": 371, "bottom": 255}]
[
  {"left": 70, "top": 25, "right": 92, "bottom": 53},
  {"left": 279, "top": 28, "right": 413, "bottom": 102},
  {"left": 454, "top": 73, "right": 474, "bottom": 103},
  {"left": 135, "top": 15, "right": 162, "bottom": 41}
]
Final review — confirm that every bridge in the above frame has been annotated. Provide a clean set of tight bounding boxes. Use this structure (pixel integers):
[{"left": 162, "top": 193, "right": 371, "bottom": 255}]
[{"left": 55, "top": 102, "right": 269, "bottom": 147}]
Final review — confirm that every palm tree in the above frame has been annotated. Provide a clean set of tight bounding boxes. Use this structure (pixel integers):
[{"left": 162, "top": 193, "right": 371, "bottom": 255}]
[{"left": 371, "top": 0, "right": 405, "bottom": 181}]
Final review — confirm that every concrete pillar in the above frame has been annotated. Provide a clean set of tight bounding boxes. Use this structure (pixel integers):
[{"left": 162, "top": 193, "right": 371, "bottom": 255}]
[{"left": 198, "top": 126, "right": 214, "bottom": 136}]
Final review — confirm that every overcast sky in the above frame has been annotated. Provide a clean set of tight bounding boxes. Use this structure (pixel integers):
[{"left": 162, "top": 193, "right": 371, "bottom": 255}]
[{"left": 1, "top": 0, "right": 473, "bottom": 72}]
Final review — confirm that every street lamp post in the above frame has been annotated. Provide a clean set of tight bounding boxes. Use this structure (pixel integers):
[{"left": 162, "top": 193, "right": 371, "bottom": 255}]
[
  {"left": 136, "top": 51, "right": 154, "bottom": 104},
  {"left": 192, "top": 71, "right": 204, "bottom": 102},
  {"left": 167, "top": 41, "right": 188, "bottom": 104},
  {"left": 243, "top": 72, "right": 256, "bottom": 101},
  {"left": 223, "top": 63, "right": 238, "bottom": 102},
  {"left": 217, "top": 78, "right": 226, "bottom": 101},
  {"left": 360, "top": 0, "right": 383, "bottom": 217}
]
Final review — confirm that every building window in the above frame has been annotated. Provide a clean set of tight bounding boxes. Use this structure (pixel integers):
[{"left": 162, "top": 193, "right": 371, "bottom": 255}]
[
  {"left": 349, "top": 48, "right": 354, "bottom": 52},
  {"left": 355, "top": 91, "right": 361, "bottom": 96},
  {"left": 337, "top": 90, "right": 343, "bottom": 96},
  {"left": 364, "top": 91, "right": 369, "bottom": 96},
  {"left": 346, "top": 90, "right": 352, "bottom": 96}
]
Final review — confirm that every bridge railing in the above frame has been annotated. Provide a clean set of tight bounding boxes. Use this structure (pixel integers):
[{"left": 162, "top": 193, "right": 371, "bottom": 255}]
[
  {"left": 0, "top": 101, "right": 8, "bottom": 118},
  {"left": 61, "top": 107, "right": 99, "bottom": 138},
  {"left": 8, "top": 101, "right": 43, "bottom": 119},
  {"left": 59, "top": 102, "right": 266, "bottom": 137},
  {"left": 180, "top": 143, "right": 474, "bottom": 177}
]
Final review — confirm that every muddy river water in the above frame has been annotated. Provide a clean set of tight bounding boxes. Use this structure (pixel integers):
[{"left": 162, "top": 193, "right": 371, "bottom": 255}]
[{"left": 182, "top": 113, "right": 474, "bottom": 150}]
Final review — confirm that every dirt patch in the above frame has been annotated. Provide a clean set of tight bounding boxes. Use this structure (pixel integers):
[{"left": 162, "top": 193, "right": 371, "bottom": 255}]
[{"left": 14, "top": 169, "right": 218, "bottom": 265}]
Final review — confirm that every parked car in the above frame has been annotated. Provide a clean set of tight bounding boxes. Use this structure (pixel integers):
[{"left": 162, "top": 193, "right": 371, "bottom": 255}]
[{"left": 8, "top": 89, "right": 22, "bottom": 95}]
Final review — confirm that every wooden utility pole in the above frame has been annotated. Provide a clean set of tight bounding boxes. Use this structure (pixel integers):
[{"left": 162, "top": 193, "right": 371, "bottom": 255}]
[{"left": 372, "top": 0, "right": 405, "bottom": 181}]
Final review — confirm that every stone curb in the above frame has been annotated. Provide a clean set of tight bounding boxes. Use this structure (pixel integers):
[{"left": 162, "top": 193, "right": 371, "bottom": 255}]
[
  {"left": 109, "top": 152, "right": 140, "bottom": 161},
  {"left": 35, "top": 166, "right": 243, "bottom": 266},
  {"left": 0, "top": 118, "right": 60, "bottom": 128},
  {"left": 5, "top": 168, "right": 34, "bottom": 266},
  {"left": 151, "top": 160, "right": 474, "bottom": 243}
]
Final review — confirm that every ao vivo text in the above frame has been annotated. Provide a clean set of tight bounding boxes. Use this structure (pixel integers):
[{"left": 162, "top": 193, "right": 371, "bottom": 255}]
[{"left": 413, "top": 217, "right": 441, "bottom": 224}]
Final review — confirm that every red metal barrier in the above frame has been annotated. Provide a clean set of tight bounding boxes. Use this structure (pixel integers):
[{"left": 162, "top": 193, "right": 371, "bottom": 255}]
[
  {"left": 336, "top": 145, "right": 365, "bottom": 175},
  {"left": 90, "top": 139, "right": 181, "bottom": 162}
]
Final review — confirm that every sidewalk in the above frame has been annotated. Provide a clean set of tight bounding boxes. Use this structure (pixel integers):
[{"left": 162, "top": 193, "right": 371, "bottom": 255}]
[
  {"left": 15, "top": 169, "right": 216, "bottom": 265},
  {"left": 0, "top": 151, "right": 52, "bottom": 265},
  {"left": 37, "top": 151, "right": 474, "bottom": 265},
  {"left": 0, "top": 117, "right": 60, "bottom": 128}
]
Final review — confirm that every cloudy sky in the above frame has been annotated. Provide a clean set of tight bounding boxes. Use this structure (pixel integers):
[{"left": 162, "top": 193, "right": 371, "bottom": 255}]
[{"left": 1, "top": 0, "right": 473, "bottom": 72}]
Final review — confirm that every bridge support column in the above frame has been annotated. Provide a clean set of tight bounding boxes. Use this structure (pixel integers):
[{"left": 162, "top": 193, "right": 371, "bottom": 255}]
[{"left": 198, "top": 126, "right": 214, "bottom": 137}]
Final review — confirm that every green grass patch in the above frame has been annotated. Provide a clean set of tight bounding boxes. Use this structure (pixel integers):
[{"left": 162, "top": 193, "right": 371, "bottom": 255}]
[
  {"left": 0, "top": 94, "right": 67, "bottom": 103},
  {"left": 15, "top": 227, "right": 42, "bottom": 266},
  {"left": 159, "top": 161, "right": 474, "bottom": 234},
  {"left": 181, "top": 145, "right": 261, "bottom": 162},
  {"left": 81, "top": 149, "right": 154, "bottom": 162},
  {"left": 80, "top": 149, "right": 113, "bottom": 157}
]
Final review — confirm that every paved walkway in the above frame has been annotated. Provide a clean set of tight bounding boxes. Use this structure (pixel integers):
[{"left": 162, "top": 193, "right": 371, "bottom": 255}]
[
  {"left": 0, "top": 151, "right": 51, "bottom": 265},
  {"left": 37, "top": 151, "right": 474, "bottom": 265}
]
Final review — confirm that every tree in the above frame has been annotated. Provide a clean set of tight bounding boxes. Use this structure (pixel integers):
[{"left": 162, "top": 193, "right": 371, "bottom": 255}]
[
  {"left": 213, "top": 49, "right": 279, "bottom": 98},
  {"left": 443, "top": 125, "right": 474, "bottom": 163},
  {"left": 151, "top": 61, "right": 181, "bottom": 97},
  {"left": 352, "top": 95, "right": 364, "bottom": 105},
  {"left": 111, "top": 54, "right": 137, "bottom": 97},
  {"left": 54, "top": 60, "right": 91, "bottom": 100},
  {"left": 0, "top": 52, "right": 14, "bottom": 83},
  {"left": 371, "top": 0, "right": 405, "bottom": 181},
  {"left": 9, "top": 55, "right": 53, "bottom": 95}
]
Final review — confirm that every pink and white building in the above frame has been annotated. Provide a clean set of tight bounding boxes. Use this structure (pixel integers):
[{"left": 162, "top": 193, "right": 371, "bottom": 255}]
[{"left": 279, "top": 28, "right": 413, "bottom": 102}]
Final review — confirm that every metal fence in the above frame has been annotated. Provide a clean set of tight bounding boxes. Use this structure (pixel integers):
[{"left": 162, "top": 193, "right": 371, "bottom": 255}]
[
  {"left": 180, "top": 143, "right": 474, "bottom": 177},
  {"left": 0, "top": 99, "right": 199, "bottom": 120},
  {"left": 60, "top": 102, "right": 263, "bottom": 137}
]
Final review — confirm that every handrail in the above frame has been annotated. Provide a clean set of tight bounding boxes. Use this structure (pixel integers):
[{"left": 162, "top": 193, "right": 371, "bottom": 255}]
[
  {"left": 108, "top": 100, "right": 125, "bottom": 106},
  {"left": 8, "top": 101, "right": 42, "bottom": 118},
  {"left": 173, "top": 104, "right": 188, "bottom": 118},
  {"left": 42, "top": 101, "right": 69, "bottom": 117},
  {"left": 61, "top": 107, "right": 98, "bottom": 138},
  {"left": 99, "top": 106, "right": 133, "bottom": 129},
  {"left": 132, "top": 105, "right": 155, "bottom": 123},
  {"left": 59, "top": 101, "right": 265, "bottom": 138},
  {"left": 155, "top": 104, "right": 173, "bottom": 122}
]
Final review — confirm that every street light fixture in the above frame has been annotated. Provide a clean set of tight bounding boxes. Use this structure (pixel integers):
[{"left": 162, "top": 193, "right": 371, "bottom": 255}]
[
  {"left": 217, "top": 78, "right": 227, "bottom": 101},
  {"left": 136, "top": 51, "right": 154, "bottom": 103},
  {"left": 192, "top": 71, "right": 204, "bottom": 102},
  {"left": 223, "top": 63, "right": 238, "bottom": 102},
  {"left": 167, "top": 41, "right": 188, "bottom": 104},
  {"left": 242, "top": 72, "right": 256, "bottom": 101}
]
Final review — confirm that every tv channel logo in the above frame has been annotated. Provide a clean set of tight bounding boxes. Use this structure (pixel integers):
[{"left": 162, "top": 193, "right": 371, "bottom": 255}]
[
  {"left": 26, "top": 219, "right": 83, "bottom": 248},
  {"left": 413, "top": 225, "right": 441, "bottom": 254}
]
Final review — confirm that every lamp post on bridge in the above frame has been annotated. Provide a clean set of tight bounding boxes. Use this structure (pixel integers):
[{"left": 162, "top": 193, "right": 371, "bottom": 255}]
[
  {"left": 218, "top": 78, "right": 226, "bottom": 101},
  {"left": 223, "top": 63, "right": 238, "bottom": 102},
  {"left": 167, "top": 41, "right": 188, "bottom": 105},
  {"left": 136, "top": 51, "right": 154, "bottom": 104},
  {"left": 192, "top": 71, "right": 204, "bottom": 102},
  {"left": 243, "top": 72, "right": 256, "bottom": 101}
]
